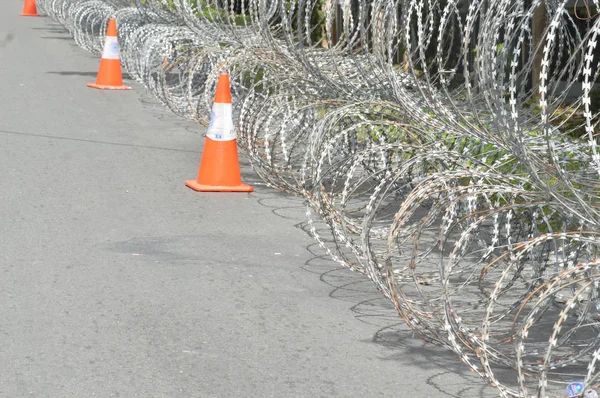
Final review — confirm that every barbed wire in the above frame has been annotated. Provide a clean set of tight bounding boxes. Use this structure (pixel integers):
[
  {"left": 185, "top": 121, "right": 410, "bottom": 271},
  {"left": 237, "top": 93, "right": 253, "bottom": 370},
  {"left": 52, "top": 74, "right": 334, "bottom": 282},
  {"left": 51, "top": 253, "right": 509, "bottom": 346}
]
[{"left": 36, "top": 0, "right": 600, "bottom": 395}]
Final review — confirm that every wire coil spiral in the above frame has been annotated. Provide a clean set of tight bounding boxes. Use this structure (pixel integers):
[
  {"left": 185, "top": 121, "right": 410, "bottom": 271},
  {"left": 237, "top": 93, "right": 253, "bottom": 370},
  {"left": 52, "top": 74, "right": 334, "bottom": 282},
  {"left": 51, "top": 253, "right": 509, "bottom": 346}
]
[{"left": 36, "top": 0, "right": 600, "bottom": 395}]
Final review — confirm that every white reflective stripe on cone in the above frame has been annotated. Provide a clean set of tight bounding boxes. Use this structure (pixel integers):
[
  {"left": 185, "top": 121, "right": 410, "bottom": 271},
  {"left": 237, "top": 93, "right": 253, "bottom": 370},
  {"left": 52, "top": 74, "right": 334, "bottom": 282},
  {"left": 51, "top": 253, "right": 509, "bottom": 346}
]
[
  {"left": 102, "top": 36, "right": 120, "bottom": 60},
  {"left": 207, "top": 102, "right": 236, "bottom": 141}
]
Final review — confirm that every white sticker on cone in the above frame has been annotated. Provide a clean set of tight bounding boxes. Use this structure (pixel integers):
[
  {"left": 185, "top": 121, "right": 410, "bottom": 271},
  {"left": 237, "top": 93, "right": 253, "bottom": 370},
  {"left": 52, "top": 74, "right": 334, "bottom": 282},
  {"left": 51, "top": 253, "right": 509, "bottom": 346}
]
[
  {"left": 102, "top": 36, "right": 120, "bottom": 60},
  {"left": 207, "top": 102, "right": 236, "bottom": 141}
]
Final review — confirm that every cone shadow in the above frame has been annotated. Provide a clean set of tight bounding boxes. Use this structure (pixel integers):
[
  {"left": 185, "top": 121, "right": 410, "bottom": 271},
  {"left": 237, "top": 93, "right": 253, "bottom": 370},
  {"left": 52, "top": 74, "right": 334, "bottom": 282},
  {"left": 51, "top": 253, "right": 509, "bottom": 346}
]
[
  {"left": 47, "top": 71, "right": 105, "bottom": 77},
  {"left": 40, "top": 36, "right": 73, "bottom": 40}
]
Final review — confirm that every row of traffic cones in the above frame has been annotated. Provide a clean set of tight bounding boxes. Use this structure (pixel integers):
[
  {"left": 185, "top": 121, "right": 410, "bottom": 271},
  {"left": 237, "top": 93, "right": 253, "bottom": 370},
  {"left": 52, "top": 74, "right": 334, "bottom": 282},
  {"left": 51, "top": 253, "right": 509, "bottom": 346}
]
[{"left": 22, "top": 0, "right": 252, "bottom": 192}]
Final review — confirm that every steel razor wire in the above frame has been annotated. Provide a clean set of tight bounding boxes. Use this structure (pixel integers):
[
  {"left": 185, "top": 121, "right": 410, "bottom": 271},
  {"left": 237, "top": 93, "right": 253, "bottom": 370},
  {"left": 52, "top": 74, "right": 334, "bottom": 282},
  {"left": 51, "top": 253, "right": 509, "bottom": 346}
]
[{"left": 35, "top": 0, "right": 600, "bottom": 395}]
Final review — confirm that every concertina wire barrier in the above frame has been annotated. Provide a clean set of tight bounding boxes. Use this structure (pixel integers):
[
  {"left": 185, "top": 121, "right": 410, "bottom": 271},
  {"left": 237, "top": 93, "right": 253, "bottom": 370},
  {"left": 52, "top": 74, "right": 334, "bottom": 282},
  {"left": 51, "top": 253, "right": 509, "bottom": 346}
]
[{"left": 34, "top": 0, "right": 600, "bottom": 395}]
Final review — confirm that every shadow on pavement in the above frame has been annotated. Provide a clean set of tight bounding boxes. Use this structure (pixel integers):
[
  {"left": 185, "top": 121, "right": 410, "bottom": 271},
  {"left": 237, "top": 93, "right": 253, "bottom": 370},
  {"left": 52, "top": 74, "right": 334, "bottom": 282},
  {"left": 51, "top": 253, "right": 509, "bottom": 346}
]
[
  {"left": 47, "top": 71, "right": 100, "bottom": 77},
  {"left": 249, "top": 187, "right": 499, "bottom": 398},
  {"left": 40, "top": 35, "right": 73, "bottom": 40}
]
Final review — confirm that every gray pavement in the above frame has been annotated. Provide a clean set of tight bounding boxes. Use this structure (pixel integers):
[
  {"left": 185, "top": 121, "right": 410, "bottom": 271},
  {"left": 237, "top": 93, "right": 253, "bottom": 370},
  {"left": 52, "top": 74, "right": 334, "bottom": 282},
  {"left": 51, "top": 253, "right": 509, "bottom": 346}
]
[{"left": 0, "top": 4, "right": 496, "bottom": 397}]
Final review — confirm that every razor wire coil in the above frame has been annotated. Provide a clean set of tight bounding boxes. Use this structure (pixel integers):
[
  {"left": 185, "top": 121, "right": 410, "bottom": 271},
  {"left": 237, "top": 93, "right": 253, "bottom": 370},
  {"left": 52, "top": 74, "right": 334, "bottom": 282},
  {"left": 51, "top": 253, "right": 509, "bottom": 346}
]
[{"left": 36, "top": 0, "right": 600, "bottom": 395}]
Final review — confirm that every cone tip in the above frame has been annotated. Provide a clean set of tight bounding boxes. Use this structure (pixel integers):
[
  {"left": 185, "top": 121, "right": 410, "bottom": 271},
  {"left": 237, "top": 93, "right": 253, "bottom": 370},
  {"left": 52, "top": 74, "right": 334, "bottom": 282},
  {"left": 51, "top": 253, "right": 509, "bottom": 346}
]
[
  {"left": 106, "top": 18, "right": 118, "bottom": 37},
  {"left": 214, "top": 73, "right": 232, "bottom": 104}
]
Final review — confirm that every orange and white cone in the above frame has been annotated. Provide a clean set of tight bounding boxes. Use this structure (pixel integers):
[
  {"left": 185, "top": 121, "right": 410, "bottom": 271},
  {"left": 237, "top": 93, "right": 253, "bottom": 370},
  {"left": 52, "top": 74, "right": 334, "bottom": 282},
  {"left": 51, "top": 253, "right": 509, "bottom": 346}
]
[
  {"left": 20, "top": 0, "right": 39, "bottom": 16},
  {"left": 87, "top": 18, "right": 131, "bottom": 90},
  {"left": 185, "top": 73, "right": 253, "bottom": 193}
]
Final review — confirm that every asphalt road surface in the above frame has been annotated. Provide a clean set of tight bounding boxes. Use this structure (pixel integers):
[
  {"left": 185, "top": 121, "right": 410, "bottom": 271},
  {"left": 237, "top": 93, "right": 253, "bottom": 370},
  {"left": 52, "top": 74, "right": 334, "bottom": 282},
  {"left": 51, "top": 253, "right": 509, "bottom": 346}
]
[{"left": 0, "top": 3, "right": 496, "bottom": 397}]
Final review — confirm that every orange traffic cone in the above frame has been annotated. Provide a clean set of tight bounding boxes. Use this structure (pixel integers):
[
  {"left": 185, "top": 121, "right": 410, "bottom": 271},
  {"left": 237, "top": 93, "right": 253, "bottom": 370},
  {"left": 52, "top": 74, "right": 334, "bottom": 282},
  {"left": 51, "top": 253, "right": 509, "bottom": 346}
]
[
  {"left": 185, "top": 73, "right": 253, "bottom": 193},
  {"left": 20, "top": 0, "right": 38, "bottom": 16},
  {"left": 87, "top": 18, "right": 131, "bottom": 90}
]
